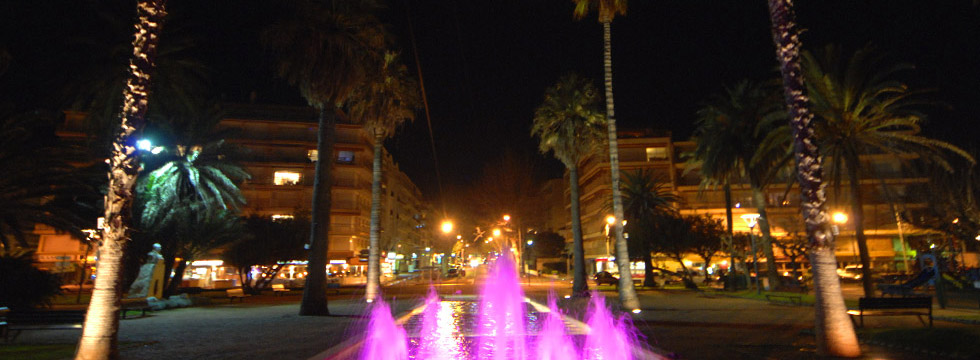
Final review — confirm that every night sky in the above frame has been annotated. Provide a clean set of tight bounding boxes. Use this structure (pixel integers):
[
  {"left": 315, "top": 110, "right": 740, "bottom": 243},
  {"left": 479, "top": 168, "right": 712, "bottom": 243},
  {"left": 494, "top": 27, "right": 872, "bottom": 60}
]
[{"left": 2, "top": 1, "right": 978, "bottom": 201}]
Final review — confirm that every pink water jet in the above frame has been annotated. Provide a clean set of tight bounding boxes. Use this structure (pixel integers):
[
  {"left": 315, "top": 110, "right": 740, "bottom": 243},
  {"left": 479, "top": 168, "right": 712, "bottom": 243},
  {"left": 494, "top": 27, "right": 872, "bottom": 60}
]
[
  {"left": 583, "top": 294, "right": 636, "bottom": 360},
  {"left": 359, "top": 298, "right": 408, "bottom": 360},
  {"left": 478, "top": 254, "right": 528, "bottom": 360},
  {"left": 534, "top": 294, "right": 579, "bottom": 360}
]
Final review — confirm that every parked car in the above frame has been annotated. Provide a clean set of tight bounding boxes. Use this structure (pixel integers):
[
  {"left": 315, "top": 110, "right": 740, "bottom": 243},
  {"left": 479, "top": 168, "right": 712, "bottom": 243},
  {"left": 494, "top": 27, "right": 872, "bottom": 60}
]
[
  {"left": 594, "top": 271, "right": 619, "bottom": 286},
  {"left": 447, "top": 268, "right": 465, "bottom": 278}
]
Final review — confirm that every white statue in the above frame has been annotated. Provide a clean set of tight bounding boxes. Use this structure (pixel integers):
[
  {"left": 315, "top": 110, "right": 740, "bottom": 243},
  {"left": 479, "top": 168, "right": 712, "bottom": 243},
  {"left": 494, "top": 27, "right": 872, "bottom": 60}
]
[{"left": 128, "top": 243, "right": 166, "bottom": 298}]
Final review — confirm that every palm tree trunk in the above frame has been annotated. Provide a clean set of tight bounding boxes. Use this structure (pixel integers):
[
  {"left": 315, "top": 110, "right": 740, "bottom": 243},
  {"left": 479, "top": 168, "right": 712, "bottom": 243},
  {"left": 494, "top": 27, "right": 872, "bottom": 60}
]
[
  {"left": 724, "top": 182, "right": 737, "bottom": 290},
  {"left": 767, "top": 0, "right": 860, "bottom": 356},
  {"left": 845, "top": 153, "right": 874, "bottom": 296},
  {"left": 601, "top": 20, "right": 640, "bottom": 310},
  {"left": 75, "top": 1, "right": 167, "bottom": 359},
  {"left": 751, "top": 187, "right": 780, "bottom": 289},
  {"left": 165, "top": 258, "right": 188, "bottom": 296},
  {"left": 366, "top": 130, "right": 384, "bottom": 302},
  {"left": 569, "top": 163, "right": 589, "bottom": 296},
  {"left": 642, "top": 249, "right": 655, "bottom": 287},
  {"left": 300, "top": 107, "right": 335, "bottom": 316}
]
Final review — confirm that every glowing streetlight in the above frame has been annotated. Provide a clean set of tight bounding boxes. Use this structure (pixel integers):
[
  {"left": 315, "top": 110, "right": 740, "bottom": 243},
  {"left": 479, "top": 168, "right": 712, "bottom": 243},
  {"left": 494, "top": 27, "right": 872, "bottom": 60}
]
[
  {"left": 441, "top": 220, "right": 454, "bottom": 234},
  {"left": 492, "top": 228, "right": 502, "bottom": 237},
  {"left": 606, "top": 215, "right": 616, "bottom": 226},
  {"left": 502, "top": 214, "right": 511, "bottom": 222},
  {"left": 832, "top": 212, "right": 848, "bottom": 224},
  {"left": 456, "top": 234, "right": 462, "bottom": 240}
]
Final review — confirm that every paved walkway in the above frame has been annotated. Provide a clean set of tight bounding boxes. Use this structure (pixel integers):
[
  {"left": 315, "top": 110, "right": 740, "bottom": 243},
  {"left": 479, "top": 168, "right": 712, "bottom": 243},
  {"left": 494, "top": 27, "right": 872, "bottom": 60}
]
[{"left": 12, "top": 276, "right": 980, "bottom": 359}]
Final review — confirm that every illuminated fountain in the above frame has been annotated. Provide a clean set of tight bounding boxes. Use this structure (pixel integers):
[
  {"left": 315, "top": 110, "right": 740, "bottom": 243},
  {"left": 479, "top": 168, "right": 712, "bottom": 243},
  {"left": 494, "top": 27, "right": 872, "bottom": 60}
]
[
  {"left": 350, "top": 254, "right": 655, "bottom": 360},
  {"left": 359, "top": 298, "right": 408, "bottom": 360}
]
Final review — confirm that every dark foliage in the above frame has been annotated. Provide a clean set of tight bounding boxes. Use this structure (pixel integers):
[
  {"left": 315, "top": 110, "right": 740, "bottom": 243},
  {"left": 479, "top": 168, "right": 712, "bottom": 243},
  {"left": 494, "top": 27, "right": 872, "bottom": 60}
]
[{"left": 0, "top": 250, "right": 62, "bottom": 310}]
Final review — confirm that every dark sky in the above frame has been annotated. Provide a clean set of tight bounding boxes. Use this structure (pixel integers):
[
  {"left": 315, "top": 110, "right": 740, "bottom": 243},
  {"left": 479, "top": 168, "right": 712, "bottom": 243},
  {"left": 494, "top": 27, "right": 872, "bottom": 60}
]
[
  {"left": 384, "top": 0, "right": 980, "bottom": 198},
  {"left": 2, "top": 1, "right": 978, "bottom": 201}
]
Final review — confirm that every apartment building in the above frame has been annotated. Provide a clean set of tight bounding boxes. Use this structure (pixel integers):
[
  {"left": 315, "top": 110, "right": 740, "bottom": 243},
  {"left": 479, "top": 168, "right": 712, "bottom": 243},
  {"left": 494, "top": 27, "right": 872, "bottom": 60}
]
[
  {"left": 219, "top": 103, "right": 431, "bottom": 274},
  {"left": 570, "top": 129, "right": 930, "bottom": 275}
]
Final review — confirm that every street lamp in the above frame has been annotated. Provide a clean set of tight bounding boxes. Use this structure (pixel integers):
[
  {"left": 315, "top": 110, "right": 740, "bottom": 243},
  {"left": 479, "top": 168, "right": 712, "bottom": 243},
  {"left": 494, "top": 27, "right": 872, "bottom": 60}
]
[
  {"left": 832, "top": 211, "right": 856, "bottom": 263},
  {"left": 741, "top": 213, "right": 762, "bottom": 294},
  {"left": 441, "top": 220, "right": 454, "bottom": 234}
]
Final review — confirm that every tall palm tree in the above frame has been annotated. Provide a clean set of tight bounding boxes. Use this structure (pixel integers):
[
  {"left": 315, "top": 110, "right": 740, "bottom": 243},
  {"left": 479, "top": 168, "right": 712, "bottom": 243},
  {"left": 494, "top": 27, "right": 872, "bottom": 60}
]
[
  {"left": 692, "top": 80, "right": 789, "bottom": 291},
  {"left": 531, "top": 73, "right": 605, "bottom": 297},
  {"left": 765, "top": 0, "right": 860, "bottom": 356},
  {"left": 262, "top": 0, "right": 384, "bottom": 315},
  {"left": 348, "top": 52, "right": 419, "bottom": 302},
  {"left": 572, "top": 0, "right": 639, "bottom": 310},
  {"left": 76, "top": 1, "right": 168, "bottom": 359},
  {"left": 802, "top": 45, "right": 974, "bottom": 297},
  {"left": 621, "top": 170, "right": 677, "bottom": 287}
]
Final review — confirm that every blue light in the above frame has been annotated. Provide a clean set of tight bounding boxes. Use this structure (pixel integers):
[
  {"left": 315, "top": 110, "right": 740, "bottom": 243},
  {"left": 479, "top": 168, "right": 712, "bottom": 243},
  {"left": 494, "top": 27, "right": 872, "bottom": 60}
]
[{"left": 137, "top": 139, "right": 152, "bottom": 151}]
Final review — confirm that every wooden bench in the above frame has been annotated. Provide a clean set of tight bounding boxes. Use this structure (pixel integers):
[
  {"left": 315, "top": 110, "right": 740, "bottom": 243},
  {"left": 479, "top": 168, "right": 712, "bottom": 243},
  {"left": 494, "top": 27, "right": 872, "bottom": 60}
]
[
  {"left": 847, "top": 296, "right": 932, "bottom": 328},
  {"left": 226, "top": 288, "right": 251, "bottom": 303},
  {"left": 272, "top": 284, "right": 291, "bottom": 296},
  {"left": 765, "top": 293, "right": 803, "bottom": 305},
  {"left": 120, "top": 298, "right": 151, "bottom": 319},
  {"left": 2, "top": 309, "right": 85, "bottom": 341}
]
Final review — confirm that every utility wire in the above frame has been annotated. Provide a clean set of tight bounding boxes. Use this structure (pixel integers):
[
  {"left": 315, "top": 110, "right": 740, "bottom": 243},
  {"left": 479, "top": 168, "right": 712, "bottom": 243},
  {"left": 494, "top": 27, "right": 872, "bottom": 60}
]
[{"left": 403, "top": 0, "right": 447, "bottom": 218}]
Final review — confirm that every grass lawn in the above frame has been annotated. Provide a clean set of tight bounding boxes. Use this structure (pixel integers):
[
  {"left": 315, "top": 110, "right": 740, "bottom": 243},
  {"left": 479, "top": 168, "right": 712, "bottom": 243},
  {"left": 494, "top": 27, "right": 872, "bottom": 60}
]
[
  {"left": 0, "top": 344, "right": 77, "bottom": 360},
  {"left": 49, "top": 293, "right": 91, "bottom": 306},
  {"left": 709, "top": 289, "right": 864, "bottom": 308},
  {"left": 861, "top": 327, "right": 980, "bottom": 356},
  {"left": 0, "top": 342, "right": 154, "bottom": 360}
]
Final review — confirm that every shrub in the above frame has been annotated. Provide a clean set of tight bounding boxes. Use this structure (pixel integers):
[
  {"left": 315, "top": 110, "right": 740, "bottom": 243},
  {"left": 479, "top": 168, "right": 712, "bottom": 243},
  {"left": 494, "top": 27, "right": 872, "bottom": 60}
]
[{"left": 0, "top": 249, "right": 62, "bottom": 310}]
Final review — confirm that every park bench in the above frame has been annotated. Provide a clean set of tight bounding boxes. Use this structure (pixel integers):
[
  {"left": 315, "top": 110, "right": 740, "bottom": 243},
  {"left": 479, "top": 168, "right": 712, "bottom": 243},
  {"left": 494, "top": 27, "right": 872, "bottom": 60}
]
[
  {"left": 847, "top": 296, "right": 932, "bottom": 328},
  {"left": 765, "top": 293, "right": 803, "bottom": 306},
  {"left": 1, "top": 308, "right": 85, "bottom": 342},
  {"left": 226, "top": 288, "right": 251, "bottom": 303},
  {"left": 272, "top": 284, "right": 291, "bottom": 296},
  {"left": 120, "top": 298, "right": 151, "bottom": 319}
]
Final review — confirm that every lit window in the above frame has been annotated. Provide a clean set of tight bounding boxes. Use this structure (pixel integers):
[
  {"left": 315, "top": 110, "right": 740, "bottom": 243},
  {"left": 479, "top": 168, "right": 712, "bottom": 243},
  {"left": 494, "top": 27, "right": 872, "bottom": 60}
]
[
  {"left": 645, "top": 147, "right": 667, "bottom": 161},
  {"left": 274, "top": 171, "right": 301, "bottom": 185},
  {"left": 337, "top": 151, "right": 354, "bottom": 163},
  {"left": 271, "top": 214, "right": 294, "bottom": 221},
  {"left": 307, "top": 150, "right": 318, "bottom": 162}
]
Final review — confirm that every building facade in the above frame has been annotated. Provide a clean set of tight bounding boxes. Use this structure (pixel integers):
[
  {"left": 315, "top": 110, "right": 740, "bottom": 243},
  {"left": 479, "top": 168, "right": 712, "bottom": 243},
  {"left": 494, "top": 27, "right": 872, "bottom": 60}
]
[{"left": 40, "top": 104, "right": 431, "bottom": 284}]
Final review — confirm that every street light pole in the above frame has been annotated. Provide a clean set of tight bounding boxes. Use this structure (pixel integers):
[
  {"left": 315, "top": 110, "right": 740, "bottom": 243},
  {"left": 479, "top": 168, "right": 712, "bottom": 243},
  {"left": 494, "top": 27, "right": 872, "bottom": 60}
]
[{"left": 742, "top": 214, "right": 762, "bottom": 294}]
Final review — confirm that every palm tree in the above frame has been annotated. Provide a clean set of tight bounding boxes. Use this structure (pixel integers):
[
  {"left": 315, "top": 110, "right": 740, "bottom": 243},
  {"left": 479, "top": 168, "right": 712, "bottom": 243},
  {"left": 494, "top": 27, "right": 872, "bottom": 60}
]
[
  {"left": 262, "top": 0, "right": 384, "bottom": 315},
  {"left": 572, "top": 0, "right": 639, "bottom": 310},
  {"left": 136, "top": 136, "right": 248, "bottom": 295},
  {"left": 802, "top": 44, "right": 974, "bottom": 297},
  {"left": 765, "top": 0, "right": 860, "bottom": 356},
  {"left": 76, "top": 1, "right": 168, "bottom": 359},
  {"left": 162, "top": 207, "right": 243, "bottom": 295},
  {"left": 531, "top": 73, "right": 605, "bottom": 297},
  {"left": 348, "top": 52, "right": 419, "bottom": 302},
  {"left": 0, "top": 111, "right": 93, "bottom": 250},
  {"left": 692, "top": 80, "right": 789, "bottom": 291},
  {"left": 620, "top": 170, "right": 677, "bottom": 287}
]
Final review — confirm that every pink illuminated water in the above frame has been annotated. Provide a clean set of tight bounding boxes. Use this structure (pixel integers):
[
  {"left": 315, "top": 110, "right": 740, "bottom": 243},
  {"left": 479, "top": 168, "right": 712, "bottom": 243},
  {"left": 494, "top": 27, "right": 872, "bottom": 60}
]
[
  {"left": 478, "top": 255, "right": 528, "bottom": 360},
  {"left": 534, "top": 294, "right": 578, "bottom": 360},
  {"left": 583, "top": 294, "right": 636, "bottom": 360},
  {"left": 355, "top": 255, "right": 648, "bottom": 360},
  {"left": 359, "top": 298, "right": 408, "bottom": 360}
]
